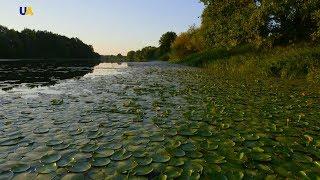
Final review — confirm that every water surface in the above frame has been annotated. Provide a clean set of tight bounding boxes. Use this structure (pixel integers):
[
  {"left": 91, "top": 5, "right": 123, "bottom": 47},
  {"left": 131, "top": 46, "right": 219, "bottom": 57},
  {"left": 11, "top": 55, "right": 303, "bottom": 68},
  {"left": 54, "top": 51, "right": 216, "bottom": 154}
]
[{"left": 0, "top": 61, "right": 319, "bottom": 179}]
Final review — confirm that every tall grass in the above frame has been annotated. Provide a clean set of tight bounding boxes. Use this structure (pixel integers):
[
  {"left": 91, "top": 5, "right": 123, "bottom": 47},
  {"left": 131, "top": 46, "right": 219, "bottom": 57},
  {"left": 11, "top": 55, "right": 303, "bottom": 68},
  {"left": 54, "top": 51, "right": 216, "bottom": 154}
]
[{"left": 175, "top": 44, "right": 320, "bottom": 83}]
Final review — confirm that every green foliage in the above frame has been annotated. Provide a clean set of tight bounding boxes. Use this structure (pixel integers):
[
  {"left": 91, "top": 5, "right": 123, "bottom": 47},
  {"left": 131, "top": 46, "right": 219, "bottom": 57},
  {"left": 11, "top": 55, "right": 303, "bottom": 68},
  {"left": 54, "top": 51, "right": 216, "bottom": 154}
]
[
  {"left": 200, "top": 0, "right": 263, "bottom": 48},
  {"left": 159, "top": 31, "right": 177, "bottom": 55},
  {"left": 170, "top": 26, "right": 205, "bottom": 61},
  {"left": 127, "top": 51, "right": 135, "bottom": 61},
  {"left": 180, "top": 43, "right": 320, "bottom": 82},
  {"left": 102, "top": 54, "right": 126, "bottom": 61},
  {"left": 199, "top": 0, "right": 320, "bottom": 48},
  {"left": 126, "top": 46, "right": 158, "bottom": 62},
  {"left": 0, "top": 25, "right": 99, "bottom": 59},
  {"left": 126, "top": 32, "right": 177, "bottom": 62}
]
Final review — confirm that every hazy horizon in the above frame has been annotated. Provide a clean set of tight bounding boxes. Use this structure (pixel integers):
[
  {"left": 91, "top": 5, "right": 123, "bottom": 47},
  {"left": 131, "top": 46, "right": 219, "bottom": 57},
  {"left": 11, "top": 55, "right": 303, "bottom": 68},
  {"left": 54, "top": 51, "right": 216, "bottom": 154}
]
[{"left": 0, "top": 0, "right": 204, "bottom": 55}]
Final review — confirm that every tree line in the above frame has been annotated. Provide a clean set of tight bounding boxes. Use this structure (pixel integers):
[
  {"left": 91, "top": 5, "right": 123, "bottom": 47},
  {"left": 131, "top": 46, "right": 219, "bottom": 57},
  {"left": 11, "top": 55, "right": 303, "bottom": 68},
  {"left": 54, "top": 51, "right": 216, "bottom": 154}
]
[
  {"left": 170, "top": 0, "right": 320, "bottom": 60},
  {"left": 126, "top": 0, "right": 320, "bottom": 61},
  {"left": 126, "top": 32, "right": 177, "bottom": 61},
  {"left": 0, "top": 25, "right": 100, "bottom": 59}
]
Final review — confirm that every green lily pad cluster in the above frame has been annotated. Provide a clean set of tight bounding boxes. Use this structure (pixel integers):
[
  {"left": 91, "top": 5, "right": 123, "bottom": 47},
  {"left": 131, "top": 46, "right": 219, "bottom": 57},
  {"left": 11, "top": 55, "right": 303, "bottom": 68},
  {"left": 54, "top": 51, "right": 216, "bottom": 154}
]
[{"left": 0, "top": 63, "right": 319, "bottom": 179}]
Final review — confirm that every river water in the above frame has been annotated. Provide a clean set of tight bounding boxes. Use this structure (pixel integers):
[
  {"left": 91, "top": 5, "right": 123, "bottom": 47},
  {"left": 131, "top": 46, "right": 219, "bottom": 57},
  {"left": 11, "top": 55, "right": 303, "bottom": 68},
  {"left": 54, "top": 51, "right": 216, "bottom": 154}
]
[{"left": 0, "top": 61, "right": 319, "bottom": 179}]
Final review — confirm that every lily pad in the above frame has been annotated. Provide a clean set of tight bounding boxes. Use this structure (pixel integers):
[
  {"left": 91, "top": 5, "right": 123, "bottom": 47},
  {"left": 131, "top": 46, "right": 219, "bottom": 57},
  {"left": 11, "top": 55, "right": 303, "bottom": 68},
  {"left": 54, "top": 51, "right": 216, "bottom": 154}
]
[
  {"left": 81, "top": 144, "right": 99, "bottom": 153},
  {"left": 136, "top": 157, "right": 153, "bottom": 166},
  {"left": 46, "top": 140, "right": 63, "bottom": 146},
  {"left": 134, "top": 166, "right": 154, "bottom": 176},
  {"left": 252, "top": 153, "right": 272, "bottom": 162},
  {"left": 169, "top": 158, "right": 185, "bottom": 166},
  {"left": 95, "top": 149, "right": 115, "bottom": 158},
  {"left": 33, "top": 127, "right": 49, "bottom": 134},
  {"left": 152, "top": 153, "right": 171, "bottom": 163},
  {"left": 92, "top": 157, "right": 111, "bottom": 167},
  {"left": 69, "top": 161, "right": 91, "bottom": 173},
  {"left": 69, "top": 128, "right": 83, "bottom": 136},
  {"left": 164, "top": 166, "right": 183, "bottom": 178},
  {"left": 61, "top": 173, "right": 85, "bottom": 180},
  {"left": 181, "top": 143, "right": 197, "bottom": 152},
  {"left": 0, "top": 171, "right": 13, "bottom": 180},
  {"left": 132, "top": 150, "right": 147, "bottom": 158},
  {"left": 37, "top": 163, "right": 58, "bottom": 174},
  {"left": 150, "top": 135, "right": 165, "bottom": 142},
  {"left": 111, "top": 149, "right": 132, "bottom": 161},
  {"left": 11, "top": 163, "right": 30, "bottom": 173},
  {"left": 172, "top": 149, "right": 185, "bottom": 157},
  {"left": 41, "top": 153, "right": 61, "bottom": 164}
]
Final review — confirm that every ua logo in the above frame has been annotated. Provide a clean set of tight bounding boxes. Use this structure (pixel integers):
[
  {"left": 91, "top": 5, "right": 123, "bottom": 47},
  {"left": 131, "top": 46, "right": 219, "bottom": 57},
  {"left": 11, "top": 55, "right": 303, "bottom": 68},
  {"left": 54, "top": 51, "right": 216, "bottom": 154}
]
[{"left": 20, "top": 7, "right": 34, "bottom": 16}]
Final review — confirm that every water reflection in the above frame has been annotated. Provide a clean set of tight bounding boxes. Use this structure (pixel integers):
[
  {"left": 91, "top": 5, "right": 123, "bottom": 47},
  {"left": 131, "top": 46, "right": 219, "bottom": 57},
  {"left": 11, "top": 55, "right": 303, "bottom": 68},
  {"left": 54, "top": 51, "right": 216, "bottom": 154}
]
[
  {"left": 0, "top": 60, "right": 100, "bottom": 91},
  {"left": 84, "top": 63, "right": 128, "bottom": 77}
]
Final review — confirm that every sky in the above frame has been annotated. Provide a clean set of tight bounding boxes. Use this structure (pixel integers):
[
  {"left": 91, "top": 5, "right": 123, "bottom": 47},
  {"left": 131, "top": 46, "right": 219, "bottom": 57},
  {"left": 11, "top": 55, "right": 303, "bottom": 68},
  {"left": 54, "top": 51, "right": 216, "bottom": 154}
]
[{"left": 0, "top": 0, "right": 204, "bottom": 55}]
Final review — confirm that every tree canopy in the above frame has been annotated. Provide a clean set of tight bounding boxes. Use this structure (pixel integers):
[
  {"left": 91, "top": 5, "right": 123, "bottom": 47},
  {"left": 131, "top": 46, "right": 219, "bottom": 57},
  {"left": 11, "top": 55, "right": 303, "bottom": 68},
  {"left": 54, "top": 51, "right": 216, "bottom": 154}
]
[
  {"left": 159, "top": 31, "right": 177, "bottom": 54},
  {"left": 126, "top": 32, "right": 177, "bottom": 61},
  {"left": 0, "top": 25, "right": 100, "bottom": 59},
  {"left": 200, "top": 0, "right": 320, "bottom": 48}
]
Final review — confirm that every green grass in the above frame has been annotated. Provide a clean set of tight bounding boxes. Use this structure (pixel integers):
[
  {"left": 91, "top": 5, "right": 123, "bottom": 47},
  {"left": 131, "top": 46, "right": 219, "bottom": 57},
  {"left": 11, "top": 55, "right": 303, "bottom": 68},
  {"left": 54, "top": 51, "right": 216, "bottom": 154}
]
[{"left": 175, "top": 44, "right": 320, "bottom": 83}]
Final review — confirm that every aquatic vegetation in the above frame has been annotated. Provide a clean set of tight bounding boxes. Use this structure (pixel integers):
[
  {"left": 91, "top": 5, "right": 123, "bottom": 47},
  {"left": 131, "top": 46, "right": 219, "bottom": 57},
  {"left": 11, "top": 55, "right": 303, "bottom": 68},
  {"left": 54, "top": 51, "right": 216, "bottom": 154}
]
[{"left": 0, "top": 63, "right": 319, "bottom": 179}]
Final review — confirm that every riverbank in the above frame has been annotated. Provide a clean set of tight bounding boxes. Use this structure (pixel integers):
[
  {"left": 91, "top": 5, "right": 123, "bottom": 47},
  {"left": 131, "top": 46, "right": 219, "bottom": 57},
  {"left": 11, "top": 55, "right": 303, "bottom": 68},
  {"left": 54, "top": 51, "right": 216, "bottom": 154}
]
[{"left": 174, "top": 44, "right": 320, "bottom": 84}]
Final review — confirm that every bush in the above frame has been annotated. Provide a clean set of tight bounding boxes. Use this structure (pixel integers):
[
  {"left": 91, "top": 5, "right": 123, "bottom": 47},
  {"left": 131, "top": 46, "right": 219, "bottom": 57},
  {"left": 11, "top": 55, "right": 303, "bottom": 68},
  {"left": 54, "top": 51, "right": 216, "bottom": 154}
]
[
  {"left": 178, "top": 43, "right": 320, "bottom": 83},
  {"left": 170, "top": 26, "right": 204, "bottom": 61}
]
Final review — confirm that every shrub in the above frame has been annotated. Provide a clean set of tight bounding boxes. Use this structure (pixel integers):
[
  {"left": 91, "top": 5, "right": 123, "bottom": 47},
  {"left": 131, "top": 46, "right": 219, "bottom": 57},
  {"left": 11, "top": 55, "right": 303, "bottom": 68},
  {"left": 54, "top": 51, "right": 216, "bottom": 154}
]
[{"left": 170, "top": 26, "right": 204, "bottom": 61}]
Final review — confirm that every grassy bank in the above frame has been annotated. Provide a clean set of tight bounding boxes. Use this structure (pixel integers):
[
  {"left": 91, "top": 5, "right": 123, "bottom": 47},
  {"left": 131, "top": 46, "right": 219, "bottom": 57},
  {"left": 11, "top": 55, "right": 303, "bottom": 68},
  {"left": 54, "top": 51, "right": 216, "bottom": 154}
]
[{"left": 174, "top": 44, "right": 320, "bottom": 83}]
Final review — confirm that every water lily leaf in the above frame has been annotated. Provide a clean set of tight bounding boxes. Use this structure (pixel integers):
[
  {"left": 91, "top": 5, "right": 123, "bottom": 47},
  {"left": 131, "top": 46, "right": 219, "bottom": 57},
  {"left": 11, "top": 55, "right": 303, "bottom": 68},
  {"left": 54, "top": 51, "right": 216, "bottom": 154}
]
[
  {"left": 251, "top": 153, "right": 272, "bottom": 162},
  {"left": 41, "top": 153, "right": 61, "bottom": 164},
  {"left": 69, "top": 128, "right": 83, "bottom": 136},
  {"left": 150, "top": 135, "right": 165, "bottom": 142},
  {"left": 181, "top": 143, "right": 197, "bottom": 152},
  {"left": 81, "top": 144, "right": 99, "bottom": 153},
  {"left": 134, "top": 166, "right": 154, "bottom": 176},
  {"left": 136, "top": 157, "right": 153, "bottom": 166},
  {"left": 172, "top": 149, "right": 185, "bottom": 157},
  {"left": 186, "top": 151, "right": 203, "bottom": 159},
  {"left": 33, "top": 127, "right": 49, "bottom": 134},
  {"left": 95, "top": 149, "right": 115, "bottom": 158},
  {"left": 152, "top": 153, "right": 171, "bottom": 163},
  {"left": 87, "top": 131, "right": 103, "bottom": 139},
  {"left": 11, "top": 163, "right": 30, "bottom": 173},
  {"left": 132, "top": 150, "right": 147, "bottom": 158},
  {"left": 37, "top": 163, "right": 57, "bottom": 174},
  {"left": 168, "top": 158, "right": 185, "bottom": 166},
  {"left": 164, "top": 166, "right": 183, "bottom": 178},
  {"left": 69, "top": 161, "right": 91, "bottom": 173},
  {"left": 46, "top": 140, "right": 63, "bottom": 146},
  {"left": 179, "top": 128, "right": 198, "bottom": 136},
  {"left": 61, "top": 173, "right": 85, "bottom": 180},
  {"left": 92, "top": 157, "right": 111, "bottom": 167},
  {"left": 115, "top": 160, "right": 138, "bottom": 173},
  {"left": 111, "top": 149, "right": 132, "bottom": 161},
  {"left": 0, "top": 171, "right": 13, "bottom": 180}
]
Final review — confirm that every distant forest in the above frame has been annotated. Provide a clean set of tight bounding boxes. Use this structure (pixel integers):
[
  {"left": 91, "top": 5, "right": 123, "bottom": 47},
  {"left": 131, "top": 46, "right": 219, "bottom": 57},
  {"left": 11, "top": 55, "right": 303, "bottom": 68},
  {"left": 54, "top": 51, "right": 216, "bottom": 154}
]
[{"left": 0, "top": 25, "right": 100, "bottom": 59}]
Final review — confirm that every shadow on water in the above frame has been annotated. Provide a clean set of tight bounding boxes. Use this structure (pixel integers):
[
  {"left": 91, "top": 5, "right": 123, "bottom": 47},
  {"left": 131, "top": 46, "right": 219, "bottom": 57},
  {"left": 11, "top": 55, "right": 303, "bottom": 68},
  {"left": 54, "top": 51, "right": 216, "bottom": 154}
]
[{"left": 0, "top": 59, "right": 101, "bottom": 91}]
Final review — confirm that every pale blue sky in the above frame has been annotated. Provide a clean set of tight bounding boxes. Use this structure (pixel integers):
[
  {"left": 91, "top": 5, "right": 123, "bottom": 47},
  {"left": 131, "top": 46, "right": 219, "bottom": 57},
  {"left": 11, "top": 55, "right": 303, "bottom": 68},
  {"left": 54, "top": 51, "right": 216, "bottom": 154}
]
[{"left": 0, "top": 0, "right": 204, "bottom": 55}]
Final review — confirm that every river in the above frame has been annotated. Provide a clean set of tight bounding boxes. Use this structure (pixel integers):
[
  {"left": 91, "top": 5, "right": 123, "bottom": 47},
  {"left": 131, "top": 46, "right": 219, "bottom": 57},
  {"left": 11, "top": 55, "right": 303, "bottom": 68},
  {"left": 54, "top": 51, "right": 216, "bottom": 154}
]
[{"left": 0, "top": 61, "right": 319, "bottom": 179}]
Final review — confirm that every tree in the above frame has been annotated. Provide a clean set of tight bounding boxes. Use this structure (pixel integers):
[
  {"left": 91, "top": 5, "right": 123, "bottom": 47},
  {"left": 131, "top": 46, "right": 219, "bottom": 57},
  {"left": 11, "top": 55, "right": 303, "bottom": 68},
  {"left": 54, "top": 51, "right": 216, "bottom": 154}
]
[
  {"left": 127, "top": 51, "right": 135, "bottom": 61},
  {"left": 0, "top": 25, "right": 100, "bottom": 59},
  {"left": 200, "top": 0, "right": 320, "bottom": 48},
  {"left": 159, "top": 32, "right": 177, "bottom": 55},
  {"left": 170, "top": 26, "right": 205, "bottom": 60},
  {"left": 141, "top": 46, "right": 157, "bottom": 60}
]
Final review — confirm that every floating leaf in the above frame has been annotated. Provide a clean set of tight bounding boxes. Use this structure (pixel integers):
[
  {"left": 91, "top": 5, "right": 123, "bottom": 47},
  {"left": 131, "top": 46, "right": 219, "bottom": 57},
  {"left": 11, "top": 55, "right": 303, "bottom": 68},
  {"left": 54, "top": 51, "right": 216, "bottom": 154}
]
[
  {"left": 134, "top": 166, "right": 154, "bottom": 176},
  {"left": 41, "top": 153, "right": 61, "bottom": 164},
  {"left": 69, "top": 161, "right": 91, "bottom": 173}
]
